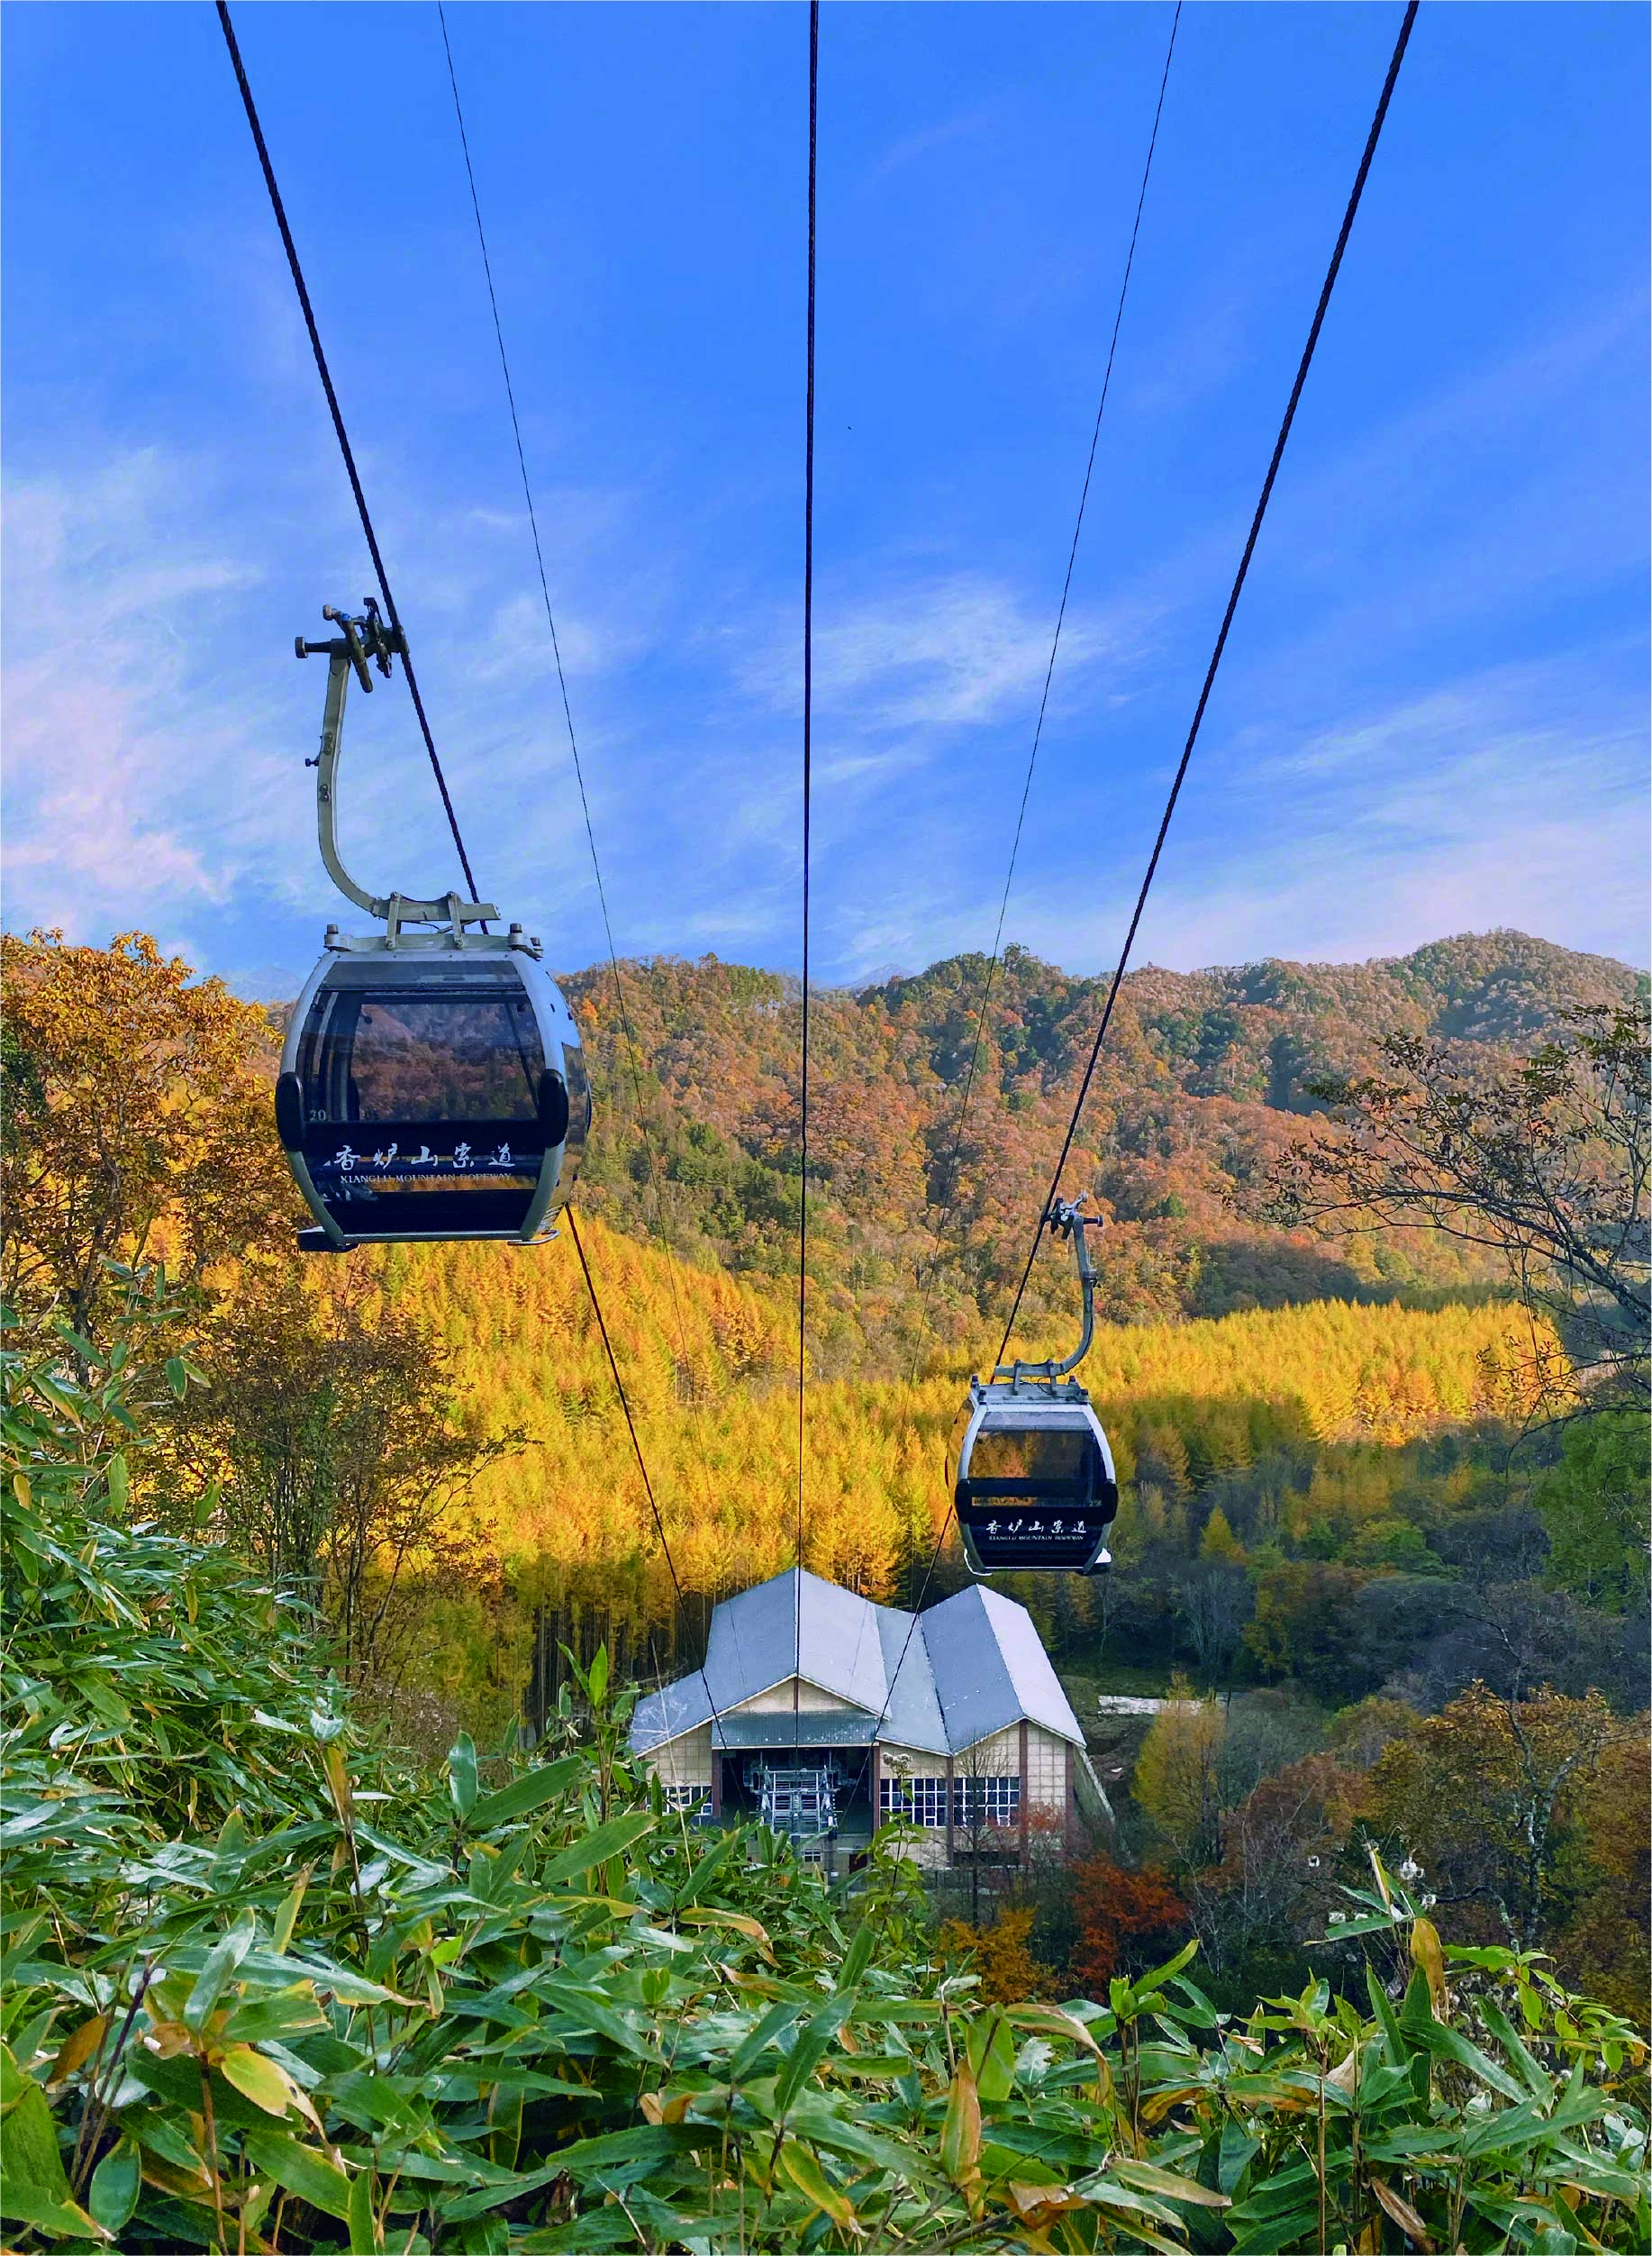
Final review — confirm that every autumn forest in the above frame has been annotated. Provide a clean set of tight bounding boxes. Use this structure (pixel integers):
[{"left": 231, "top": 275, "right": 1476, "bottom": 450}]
[{"left": 4, "top": 921, "right": 1648, "bottom": 2250}]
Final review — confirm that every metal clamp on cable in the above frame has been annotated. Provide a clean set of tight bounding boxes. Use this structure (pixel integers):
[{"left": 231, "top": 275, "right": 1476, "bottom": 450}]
[
  {"left": 295, "top": 597, "right": 405, "bottom": 691},
  {"left": 992, "top": 1196, "right": 1104, "bottom": 1387}
]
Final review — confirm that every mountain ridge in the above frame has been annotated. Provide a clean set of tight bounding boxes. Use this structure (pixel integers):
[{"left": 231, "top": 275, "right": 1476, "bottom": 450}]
[{"left": 554, "top": 928, "right": 1638, "bottom": 1364}]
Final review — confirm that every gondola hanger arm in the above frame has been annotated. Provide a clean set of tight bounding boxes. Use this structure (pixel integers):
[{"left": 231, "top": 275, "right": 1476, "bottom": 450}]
[
  {"left": 992, "top": 1196, "right": 1103, "bottom": 1387},
  {"left": 297, "top": 601, "right": 499, "bottom": 937}
]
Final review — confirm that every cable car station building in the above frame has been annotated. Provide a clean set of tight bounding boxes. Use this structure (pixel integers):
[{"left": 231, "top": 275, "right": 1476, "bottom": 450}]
[{"left": 631, "top": 1568, "right": 1106, "bottom": 1866}]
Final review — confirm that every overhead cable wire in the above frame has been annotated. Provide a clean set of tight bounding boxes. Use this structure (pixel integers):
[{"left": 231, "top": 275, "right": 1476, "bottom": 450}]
[
  {"left": 991, "top": 0, "right": 1420, "bottom": 1375},
  {"left": 437, "top": 1, "right": 727, "bottom": 1675},
  {"left": 215, "top": 0, "right": 483, "bottom": 909},
  {"left": 792, "top": 0, "right": 821, "bottom": 1794},
  {"left": 909, "top": 2, "right": 1182, "bottom": 1376},
  {"left": 222, "top": 0, "right": 722, "bottom": 1756},
  {"left": 887, "top": 0, "right": 1422, "bottom": 1697},
  {"left": 569, "top": 1213, "right": 729, "bottom": 1767},
  {"left": 862, "top": 7, "right": 1183, "bottom": 1798}
]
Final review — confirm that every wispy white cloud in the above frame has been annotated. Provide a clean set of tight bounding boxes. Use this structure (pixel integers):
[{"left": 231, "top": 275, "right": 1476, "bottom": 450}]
[
  {"left": 6, "top": 271, "right": 1645, "bottom": 1000},
  {"left": 1010, "top": 650, "right": 1649, "bottom": 973},
  {"left": 2, "top": 451, "right": 264, "bottom": 932},
  {"left": 864, "top": 105, "right": 1000, "bottom": 187},
  {"left": 735, "top": 571, "right": 1161, "bottom": 736},
  {"left": 0, "top": 442, "right": 630, "bottom": 973}
]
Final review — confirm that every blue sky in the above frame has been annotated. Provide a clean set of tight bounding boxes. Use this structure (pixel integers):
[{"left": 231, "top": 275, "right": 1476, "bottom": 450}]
[{"left": 4, "top": 1, "right": 1647, "bottom": 997}]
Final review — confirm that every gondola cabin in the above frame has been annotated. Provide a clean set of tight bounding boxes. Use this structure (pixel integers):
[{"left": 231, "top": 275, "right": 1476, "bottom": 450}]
[
  {"left": 949, "top": 1376, "right": 1118, "bottom": 1576},
  {"left": 276, "top": 929, "right": 588, "bottom": 1251},
  {"left": 274, "top": 600, "right": 591, "bottom": 1252}
]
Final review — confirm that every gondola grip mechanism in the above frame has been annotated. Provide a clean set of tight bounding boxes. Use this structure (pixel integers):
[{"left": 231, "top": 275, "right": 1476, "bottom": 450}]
[
  {"left": 296, "top": 602, "right": 498, "bottom": 931},
  {"left": 992, "top": 1196, "right": 1104, "bottom": 1387}
]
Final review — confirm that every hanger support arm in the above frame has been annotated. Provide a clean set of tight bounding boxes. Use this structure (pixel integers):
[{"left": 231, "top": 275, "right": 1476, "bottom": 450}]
[{"left": 297, "top": 602, "right": 498, "bottom": 930}]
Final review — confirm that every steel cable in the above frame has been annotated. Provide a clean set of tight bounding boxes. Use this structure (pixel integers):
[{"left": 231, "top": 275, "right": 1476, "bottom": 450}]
[
  {"left": 792, "top": 0, "right": 821, "bottom": 1801},
  {"left": 863, "top": 5, "right": 1183, "bottom": 1802},
  {"left": 910, "top": 3, "right": 1182, "bottom": 1377},
  {"left": 221, "top": 0, "right": 726, "bottom": 1768},
  {"left": 992, "top": 0, "right": 1420, "bottom": 1374},
  {"left": 569, "top": 1212, "right": 729, "bottom": 1770},
  {"left": 215, "top": 1, "right": 484, "bottom": 911},
  {"left": 888, "top": 0, "right": 1422, "bottom": 1737},
  {"left": 437, "top": 1, "right": 732, "bottom": 1696}
]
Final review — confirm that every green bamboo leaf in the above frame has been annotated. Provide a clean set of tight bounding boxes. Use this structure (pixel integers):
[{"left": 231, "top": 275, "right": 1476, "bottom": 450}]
[
  {"left": 270, "top": 1869, "right": 313, "bottom": 1957},
  {"left": 838, "top": 1918, "right": 876, "bottom": 1992},
  {"left": 447, "top": 1733, "right": 478, "bottom": 1821},
  {"left": 31, "top": 1375, "right": 84, "bottom": 1424},
  {"left": 223, "top": 1986, "right": 327, "bottom": 2048},
  {"left": 184, "top": 1919, "right": 255, "bottom": 2030},
  {"left": 1320, "top": 1910, "right": 1409, "bottom": 1941},
  {"left": 467, "top": 1753, "right": 584, "bottom": 1832},
  {"left": 1084, "top": 2180, "right": 1201, "bottom": 2236},
  {"left": 325, "top": 2069, "right": 424, "bottom": 2135},
  {"left": 1133, "top": 1940, "right": 1200, "bottom": 1997},
  {"left": 674, "top": 1827, "right": 737, "bottom": 1904},
  {"left": 967, "top": 2012, "right": 1017, "bottom": 2106},
  {"left": 0, "top": 2182, "right": 111, "bottom": 2242},
  {"left": 104, "top": 1455, "right": 128, "bottom": 1513},
  {"left": 220, "top": 2043, "right": 295, "bottom": 2119},
  {"left": 985, "top": 2123, "right": 1116, "bottom": 2174},
  {"left": 241, "top": 2130, "right": 352, "bottom": 2222},
  {"left": 762, "top": 2088, "right": 926, "bottom": 2180},
  {"left": 775, "top": 1997, "right": 855, "bottom": 2115},
  {"left": 1547, "top": 2070, "right": 1615, "bottom": 2137},
  {"left": 1110, "top": 2156, "right": 1230, "bottom": 2208},
  {"left": 777, "top": 2141, "right": 857, "bottom": 2230},
  {"left": 123, "top": 2050, "right": 268, "bottom": 2133},
  {"left": 0, "top": 2043, "right": 77, "bottom": 2212},
  {"left": 1217, "top": 2123, "right": 1259, "bottom": 2195},
  {"left": 1227, "top": 2202, "right": 1329, "bottom": 2255},
  {"left": 51, "top": 1322, "right": 103, "bottom": 1368},
  {"left": 126, "top": 2107, "right": 211, "bottom": 2183},
  {"left": 346, "top": 2161, "right": 383, "bottom": 2254},
  {"left": 540, "top": 1809, "right": 655, "bottom": 1885},
  {"left": 442, "top": 2126, "right": 703, "bottom": 2215},
  {"left": 531, "top": 1980, "right": 660, "bottom": 2064},
  {"left": 1414, "top": 2018, "right": 1527, "bottom": 2104},
  {"left": 1366, "top": 1964, "right": 1408, "bottom": 2064},
  {"left": 86, "top": 2141, "right": 141, "bottom": 2236},
  {"left": 940, "top": 2062, "right": 981, "bottom": 2184},
  {"left": 1479, "top": 1996, "right": 1552, "bottom": 2102},
  {"left": 731, "top": 2000, "right": 804, "bottom": 2079}
]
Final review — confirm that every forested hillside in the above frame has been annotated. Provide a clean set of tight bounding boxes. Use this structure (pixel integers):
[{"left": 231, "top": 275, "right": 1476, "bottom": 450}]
[
  {"left": 353, "top": 1226, "right": 1561, "bottom": 1685},
  {"left": 4, "top": 924, "right": 1647, "bottom": 2250},
  {"left": 8, "top": 1337, "right": 1646, "bottom": 2252},
  {"left": 6, "top": 923, "right": 1642, "bottom": 1727},
  {"left": 565, "top": 930, "right": 1641, "bottom": 1365}
]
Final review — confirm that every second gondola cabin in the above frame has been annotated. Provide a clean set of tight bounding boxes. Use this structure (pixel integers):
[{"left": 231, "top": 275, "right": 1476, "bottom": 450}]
[
  {"left": 948, "top": 1198, "right": 1120, "bottom": 1577},
  {"left": 949, "top": 1377, "right": 1118, "bottom": 1575}
]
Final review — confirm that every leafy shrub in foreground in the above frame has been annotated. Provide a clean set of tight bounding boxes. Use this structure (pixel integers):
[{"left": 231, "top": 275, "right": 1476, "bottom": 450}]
[{"left": 3, "top": 1329, "right": 1648, "bottom": 2251}]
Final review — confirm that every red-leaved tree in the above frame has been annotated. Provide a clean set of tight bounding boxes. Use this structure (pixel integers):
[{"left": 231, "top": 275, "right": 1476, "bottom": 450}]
[{"left": 1068, "top": 1856, "right": 1190, "bottom": 1994}]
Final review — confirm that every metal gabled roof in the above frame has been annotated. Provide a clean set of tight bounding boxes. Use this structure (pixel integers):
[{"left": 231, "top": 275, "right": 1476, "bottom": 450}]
[
  {"left": 702, "top": 1567, "right": 890, "bottom": 1717},
  {"left": 631, "top": 1565, "right": 1088, "bottom": 1762},
  {"left": 920, "top": 1585, "right": 1086, "bottom": 1752},
  {"left": 874, "top": 1601, "right": 948, "bottom": 1755},
  {"left": 630, "top": 1668, "right": 720, "bottom": 1755}
]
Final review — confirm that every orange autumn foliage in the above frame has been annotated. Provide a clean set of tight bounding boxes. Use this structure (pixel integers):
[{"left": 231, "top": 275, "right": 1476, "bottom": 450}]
[
  {"left": 1068, "top": 1857, "right": 1190, "bottom": 1993},
  {"left": 937, "top": 1906, "right": 1052, "bottom": 2006}
]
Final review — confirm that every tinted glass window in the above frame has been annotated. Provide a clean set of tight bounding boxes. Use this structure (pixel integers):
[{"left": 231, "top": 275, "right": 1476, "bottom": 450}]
[
  {"left": 303, "top": 987, "right": 544, "bottom": 1123},
  {"left": 969, "top": 1425, "right": 1090, "bottom": 1482}
]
